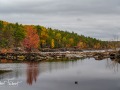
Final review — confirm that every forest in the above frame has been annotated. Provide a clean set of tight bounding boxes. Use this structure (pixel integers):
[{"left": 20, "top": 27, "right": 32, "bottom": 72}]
[{"left": 0, "top": 20, "right": 118, "bottom": 52}]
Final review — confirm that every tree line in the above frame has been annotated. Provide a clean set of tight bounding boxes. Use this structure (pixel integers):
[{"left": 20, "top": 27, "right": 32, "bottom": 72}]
[{"left": 0, "top": 20, "right": 116, "bottom": 52}]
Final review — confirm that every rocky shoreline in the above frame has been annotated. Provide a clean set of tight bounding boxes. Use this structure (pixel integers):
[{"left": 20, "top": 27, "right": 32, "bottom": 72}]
[{"left": 0, "top": 50, "right": 118, "bottom": 62}]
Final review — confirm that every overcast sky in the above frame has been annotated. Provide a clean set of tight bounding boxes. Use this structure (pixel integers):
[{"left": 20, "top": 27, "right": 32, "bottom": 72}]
[{"left": 0, "top": 0, "right": 120, "bottom": 41}]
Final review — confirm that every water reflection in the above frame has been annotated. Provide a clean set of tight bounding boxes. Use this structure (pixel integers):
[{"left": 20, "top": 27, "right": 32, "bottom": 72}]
[
  {"left": 26, "top": 61, "right": 78, "bottom": 85},
  {"left": 1, "top": 58, "right": 120, "bottom": 90},
  {"left": 0, "top": 63, "right": 23, "bottom": 80},
  {"left": 93, "top": 57, "right": 120, "bottom": 72},
  {"left": 26, "top": 63, "right": 39, "bottom": 85},
  {"left": 108, "top": 58, "right": 120, "bottom": 72},
  {"left": 0, "top": 60, "right": 78, "bottom": 84}
]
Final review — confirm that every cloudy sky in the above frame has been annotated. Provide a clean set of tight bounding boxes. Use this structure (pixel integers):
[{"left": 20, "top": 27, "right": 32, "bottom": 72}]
[{"left": 0, "top": 0, "right": 120, "bottom": 41}]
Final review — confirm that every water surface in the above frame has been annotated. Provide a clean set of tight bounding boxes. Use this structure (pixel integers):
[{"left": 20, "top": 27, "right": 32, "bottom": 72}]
[{"left": 0, "top": 58, "right": 120, "bottom": 90}]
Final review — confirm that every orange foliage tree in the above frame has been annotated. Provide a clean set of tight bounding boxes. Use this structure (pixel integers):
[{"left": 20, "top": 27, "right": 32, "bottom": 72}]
[{"left": 23, "top": 26, "right": 40, "bottom": 52}]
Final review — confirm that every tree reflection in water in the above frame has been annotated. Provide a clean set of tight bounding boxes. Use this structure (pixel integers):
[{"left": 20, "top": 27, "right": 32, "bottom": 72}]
[
  {"left": 26, "top": 62, "right": 39, "bottom": 85},
  {"left": 106, "top": 58, "right": 120, "bottom": 72}
]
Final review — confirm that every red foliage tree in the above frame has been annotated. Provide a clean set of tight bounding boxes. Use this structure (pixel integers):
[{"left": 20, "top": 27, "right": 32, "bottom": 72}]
[{"left": 23, "top": 26, "right": 40, "bottom": 52}]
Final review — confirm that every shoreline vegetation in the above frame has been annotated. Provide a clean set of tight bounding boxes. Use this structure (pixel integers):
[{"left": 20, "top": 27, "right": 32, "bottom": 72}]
[{"left": 0, "top": 20, "right": 120, "bottom": 53}]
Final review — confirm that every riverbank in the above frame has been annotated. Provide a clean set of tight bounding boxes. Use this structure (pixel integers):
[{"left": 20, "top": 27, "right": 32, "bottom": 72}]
[{"left": 0, "top": 50, "right": 118, "bottom": 62}]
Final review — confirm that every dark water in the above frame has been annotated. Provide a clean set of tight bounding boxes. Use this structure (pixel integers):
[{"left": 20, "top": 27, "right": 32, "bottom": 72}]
[{"left": 0, "top": 58, "right": 120, "bottom": 90}]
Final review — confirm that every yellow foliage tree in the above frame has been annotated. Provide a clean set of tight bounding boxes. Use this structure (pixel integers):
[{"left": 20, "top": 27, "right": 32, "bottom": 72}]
[
  {"left": 77, "top": 41, "right": 84, "bottom": 49},
  {"left": 40, "top": 27, "right": 48, "bottom": 47},
  {"left": 69, "top": 38, "right": 74, "bottom": 46},
  {"left": 94, "top": 43, "right": 101, "bottom": 49},
  {"left": 51, "top": 39, "right": 55, "bottom": 48}
]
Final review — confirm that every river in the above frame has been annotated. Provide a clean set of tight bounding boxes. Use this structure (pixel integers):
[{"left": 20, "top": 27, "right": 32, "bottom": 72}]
[{"left": 0, "top": 58, "right": 120, "bottom": 90}]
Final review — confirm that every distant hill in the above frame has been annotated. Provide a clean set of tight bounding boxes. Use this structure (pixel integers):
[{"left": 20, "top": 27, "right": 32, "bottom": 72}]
[{"left": 0, "top": 20, "right": 117, "bottom": 52}]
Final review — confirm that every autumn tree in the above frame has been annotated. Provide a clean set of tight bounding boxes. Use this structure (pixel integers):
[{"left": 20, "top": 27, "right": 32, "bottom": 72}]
[
  {"left": 62, "top": 37, "right": 67, "bottom": 47},
  {"left": 0, "top": 21, "right": 5, "bottom": 48},
  {"left": 51, "top": 39, "right": 55, "bottom": 48},
  {"left": 77, "top": 41, "right": 87, "bottom": 49},
  {"left": 14, "top": 23, "right": 26, "bottom": 47},
  {"left": 94, "top": 43, "right": 101, "bottom": 49},
  {"left": 55, "top": 33, "right": 61, "bottom": 48},
  {"left": 0, "top": 21, "right": 4, "bottom": 31},
  {"left": 40, "top": 26, "right": 48, "bottom": 48},
  {"left": 77, "top": 41, "right": 84, "bottom": 49},
  {"left": 3, "top": 24, "right": 14, "bottom": 48},
  {"left": 0, "top": 20, "right": 109, "bottom": 50},
  {"left": 67, "top": 38, "right": 74, "bottom": 47},
  {"left": 23, "top": 26, "right": 40, "bottom": 52}
]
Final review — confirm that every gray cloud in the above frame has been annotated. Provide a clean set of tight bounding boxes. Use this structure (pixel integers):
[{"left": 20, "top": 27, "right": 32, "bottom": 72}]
[
  {"left": 0, "top": 0, "right": 120, "bottom": 40},
  {"left": 0, "top": 0, "right": 120, "bottom": 15}
]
